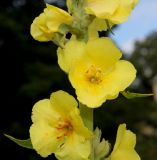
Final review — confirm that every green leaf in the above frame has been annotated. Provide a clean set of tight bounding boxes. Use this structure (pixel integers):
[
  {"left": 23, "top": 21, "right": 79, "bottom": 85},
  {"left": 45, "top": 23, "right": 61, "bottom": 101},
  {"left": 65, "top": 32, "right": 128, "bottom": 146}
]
[
  {"left": 4, "top": 134, "right": 33, "bottom": 149},
  {"left": 121, "top": 91, "right": 153, "bottom": 99}
]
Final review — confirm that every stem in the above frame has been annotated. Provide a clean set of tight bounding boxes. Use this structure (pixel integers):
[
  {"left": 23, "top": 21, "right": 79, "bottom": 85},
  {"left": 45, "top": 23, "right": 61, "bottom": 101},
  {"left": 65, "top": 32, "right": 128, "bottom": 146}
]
[{"left": 79, "top": 103, "right": 94, "bottom": 160}]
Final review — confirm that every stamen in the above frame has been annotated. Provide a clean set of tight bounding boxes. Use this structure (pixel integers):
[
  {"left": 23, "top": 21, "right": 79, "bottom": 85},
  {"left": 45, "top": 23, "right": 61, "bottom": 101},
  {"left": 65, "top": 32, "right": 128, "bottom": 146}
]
[
  {"left": 85, "top": 65, "right": 103, "bottom": 84},
  {"left": 55, "top": 118, "right": 73, "bottom": 139}
]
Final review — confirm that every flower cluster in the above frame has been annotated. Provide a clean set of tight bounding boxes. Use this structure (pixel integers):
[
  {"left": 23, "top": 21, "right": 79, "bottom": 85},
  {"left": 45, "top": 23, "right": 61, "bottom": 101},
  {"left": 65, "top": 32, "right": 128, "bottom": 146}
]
[{"left": 26, "top": 0, "right": 141, "bottom": 160}]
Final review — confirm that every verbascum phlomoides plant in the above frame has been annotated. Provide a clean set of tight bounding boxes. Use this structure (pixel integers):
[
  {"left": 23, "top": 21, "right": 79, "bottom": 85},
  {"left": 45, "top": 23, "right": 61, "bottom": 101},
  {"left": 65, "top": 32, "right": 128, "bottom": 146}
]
[{"left": 6, "top": 1, "right": 150, "bottom": 160}]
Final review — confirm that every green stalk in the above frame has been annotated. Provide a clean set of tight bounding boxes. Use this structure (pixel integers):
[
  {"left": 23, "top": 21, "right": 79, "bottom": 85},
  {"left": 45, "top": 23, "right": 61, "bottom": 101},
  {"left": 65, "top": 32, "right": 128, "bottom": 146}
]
[{"left": 79, "top": 103, "right": 94, "bottom": 160}]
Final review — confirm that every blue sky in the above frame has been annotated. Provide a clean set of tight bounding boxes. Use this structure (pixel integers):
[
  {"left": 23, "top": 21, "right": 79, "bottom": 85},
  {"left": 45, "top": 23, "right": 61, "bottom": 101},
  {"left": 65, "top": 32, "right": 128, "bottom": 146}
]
[{"left": 110, "top": 0, "right": 157, "bottom": 54}]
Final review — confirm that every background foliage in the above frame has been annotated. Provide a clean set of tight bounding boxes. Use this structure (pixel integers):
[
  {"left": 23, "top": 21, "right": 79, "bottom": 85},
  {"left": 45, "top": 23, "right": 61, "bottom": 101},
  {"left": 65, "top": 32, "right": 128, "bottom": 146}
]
[{"left": 0, "top": 0, "right": 157, "bottom": 159}]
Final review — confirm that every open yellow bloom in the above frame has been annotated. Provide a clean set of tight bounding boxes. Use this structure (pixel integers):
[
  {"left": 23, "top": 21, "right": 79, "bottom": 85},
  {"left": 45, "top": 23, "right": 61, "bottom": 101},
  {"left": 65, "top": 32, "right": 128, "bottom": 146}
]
[
  {"left": 110, "top": 124, "right": 141, "bottom": 160},
  {"left": 30, "top": 90, "right": 92, "bottom": 159},
  {"left": 85, "top": 0, "right": 139, "bottom": 24},
  {"left": 58, "top": 37, "right": 136, "bottom": 108},
  {"left": 30, "top": 4, "right": 72, "bottom": 41}
]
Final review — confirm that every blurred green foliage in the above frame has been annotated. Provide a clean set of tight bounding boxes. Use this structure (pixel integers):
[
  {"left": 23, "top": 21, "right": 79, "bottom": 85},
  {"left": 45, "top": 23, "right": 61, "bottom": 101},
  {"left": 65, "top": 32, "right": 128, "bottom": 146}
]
[{"left": 0, "top": 0, "right": 157, "bottom": 160}]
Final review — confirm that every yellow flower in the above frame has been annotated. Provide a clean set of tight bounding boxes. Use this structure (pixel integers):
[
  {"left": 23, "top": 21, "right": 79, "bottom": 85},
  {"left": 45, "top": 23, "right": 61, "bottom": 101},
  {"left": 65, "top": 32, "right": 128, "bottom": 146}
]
[
  {"left": 85, "top": 0, "right": 139, "bottom": 24},
  {"left": 88, "top": 18, "right": 108, "bottom": 39},
  {"left": 30, "top": 4, "right": 72, "bottom": 41},
  {"left": 30, "top": 90, "right": 92, "bottom": 159},
  {"left": 58, "top": 37, "right": 136, "bottom": 108},
  {"left": 110, "top": 124, "right": 141, "bottom": 160}
]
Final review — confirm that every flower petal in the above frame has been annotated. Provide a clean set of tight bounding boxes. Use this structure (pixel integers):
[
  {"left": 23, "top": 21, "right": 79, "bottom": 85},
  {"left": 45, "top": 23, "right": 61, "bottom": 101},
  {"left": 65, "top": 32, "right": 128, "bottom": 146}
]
[
  {"left": 111, "top": 149, "right": 141, "bottom": 160},
  {"left": 86, "top": 38, "right": 122, "bottom": 70},
  {"left": 57, "top": 38, "right": 86, "bottom": 73},
  {"left": 112, "top": 124, "right": 126, "bottom": 151},
  {"left": 85, "top": 0, "right": 119, "bottom": 19},
  {"left": 45, "top": 4, "right": 72, "bottom": 32},
  {"left": 31, "top": 99, "right": 59, "bottom": 125},
  {"left": 50, "top": 90, "right": 78, "bottom": 117},
  {"left": 110, "top": 124, "right": 140, "bottom": 160},
  {"left": 50, "top": 91, "right": 92, "bottom": 138},
  {"left": 103, "top": 60, "right": 136, "bottom": 95},
  {"left": 69, "top": 107, "right": 93, "bottom": 138},
  {"left": 76, "top": 89, "right": 108, "bottom": 108},
  {"left": 88, "top": 18, "right": 108, "bottom": 39},
  {"left": 30, "top": 13, "right": 53, "bottom": 41},
  {"left": 85, "top": 0, "right": 138, "bottom": 24},
  {"left": 109, "top": 0, "right": 139, "bottom": 24},
  {"left": 30, "top": 121, "right": 63, "bottom": 157},
  {"left": 55, "top": 133, "right": 91, "bottom": 160}
]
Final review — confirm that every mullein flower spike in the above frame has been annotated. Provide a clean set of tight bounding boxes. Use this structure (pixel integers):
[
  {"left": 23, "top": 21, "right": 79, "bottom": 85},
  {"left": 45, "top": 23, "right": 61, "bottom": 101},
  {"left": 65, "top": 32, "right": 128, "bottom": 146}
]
[{"left": 15, "top": 0, "right": 141, "bottom": 160}]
